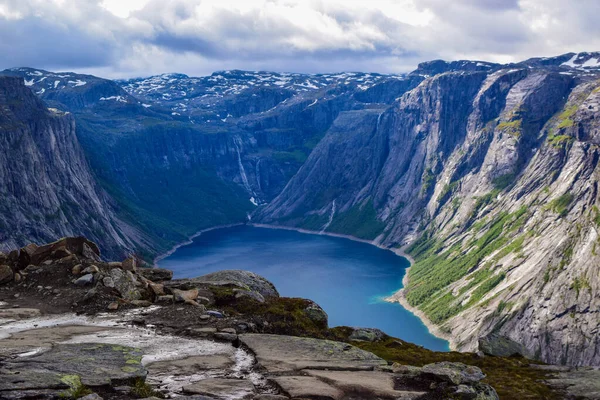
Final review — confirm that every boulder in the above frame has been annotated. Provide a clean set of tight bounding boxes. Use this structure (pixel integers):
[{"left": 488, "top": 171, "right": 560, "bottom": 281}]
[
  {"left": 18, "top": 243, "right": 38, "bottom": 269},
  {"left": 393, "top": 361, "right": 497, "bottom": 399},
  {"left": 192, "top": 270, "right": 279, "bottom": 298},
  {"left": 349, "top": 328, "right": 385, "bottom": 342},
  {"left": 303, "top": 301, "right": 328, "bottom": 327},
  {"left": 29, "top": 237, "right": 100, "bottom": 265},
  {"left": 214, "top": 332, "right": 237, "bottom": 342},
  {"left": 110, "top": 268, "right": 142, "bottom": 301},
  {"left": 0, "top": 264, "right": 14, "bottom": 284},
  {"left": 148, "top": 282, "right": 165, "bottom": 296},
  {"left": 107, "top": 261, "right": 122, "bottom": 269},
  {"left": 172, "top": 288, "right": 199, "bottom": 303},
  {"left": 82, "top": 265, "right": 100, "bottom": 274},
  {"left": 478, "top": 333, "right": 533, "bottom": 358},
  {"left": 421, "top": 362, "right": 486, "bottom": 385},
  {"left": 156, "top": 295, "right": 173, "bottom": 303},
  {"left": 122, "top": 256, "right": 137, "bottom": 271},
  {"left": 138, "top": 267, "right": 173, "bottom": 282},
  {"left": 74, "top": 273, "right": 94, "bottom": 286},
  {"left": 71, "top": 264, "right": 83, "bottom": 275},
  {"left": 102, "top": 277, "right": 115, "bottom": 288}
]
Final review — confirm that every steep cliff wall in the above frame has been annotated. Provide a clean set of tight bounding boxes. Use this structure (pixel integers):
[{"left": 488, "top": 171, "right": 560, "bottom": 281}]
[
  {"left": 257, "top": 54, "right": 600, "bottom": 366},
  {"left": 0, "top": 77, "right": 148, "bottom": 259}
]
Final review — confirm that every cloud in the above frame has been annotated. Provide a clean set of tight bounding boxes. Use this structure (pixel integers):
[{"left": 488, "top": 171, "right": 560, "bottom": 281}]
[{"left": 0, "top": 0, "right": 598, "bottom": 78}]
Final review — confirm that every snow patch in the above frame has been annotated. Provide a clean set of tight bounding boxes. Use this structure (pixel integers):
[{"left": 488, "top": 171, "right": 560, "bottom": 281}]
[
  {"left": 68, "top": 79, "right": 87, "bottom": 87},
  {"left": 24, "top": 79, "right": 34, "bottom": 86},
  {"left": 100, "top": 95, "right": 128, "bottom": 103}
]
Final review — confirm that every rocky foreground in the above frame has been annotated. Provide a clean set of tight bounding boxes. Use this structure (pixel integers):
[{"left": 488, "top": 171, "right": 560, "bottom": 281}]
[{"left": 1, "top": 238, "right": 599, "bottom": 399}]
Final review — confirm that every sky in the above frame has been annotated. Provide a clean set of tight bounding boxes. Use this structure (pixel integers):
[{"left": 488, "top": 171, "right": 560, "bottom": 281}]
[{"left": 0, "top": 0, "right": 599, "bottom": 78}]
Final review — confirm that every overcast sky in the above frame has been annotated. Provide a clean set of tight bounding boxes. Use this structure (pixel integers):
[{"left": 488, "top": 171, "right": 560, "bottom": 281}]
[{"left": 0, "top": 0, "right": 599, "bottom": 78}]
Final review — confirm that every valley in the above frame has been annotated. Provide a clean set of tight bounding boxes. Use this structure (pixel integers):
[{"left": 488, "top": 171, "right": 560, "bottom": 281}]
[{"left": 1, "top": 51, "right": 600, "bottom": 370}]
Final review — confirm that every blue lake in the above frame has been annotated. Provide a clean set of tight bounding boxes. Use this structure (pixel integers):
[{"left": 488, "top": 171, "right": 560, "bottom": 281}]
[{"left": 157, "top": 225, "right": 449, "bottom": 351}]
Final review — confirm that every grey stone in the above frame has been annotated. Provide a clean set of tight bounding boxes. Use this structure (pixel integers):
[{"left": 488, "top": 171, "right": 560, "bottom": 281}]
[
  {"left": 0, "top": 264, "right": 13, "bottom": 284},
  {"left": 349, "top": 328, "right": 385, "bottom": 342},
  {"left": 82, "top": 265, "right": 100, "bottom": 274},
  {"left": 239, "top": 334, "right": 387, "bottom": 372},
  {"left": 79, "top": 394, "right": 103, "bottom": 400},
  {"left": 138, "top": 267, "right": 173, "bottom": 282},
  {"left": 74, "top": 273, "right": 94, "bottom": 286},
  {"left": 183, "top": 378, "right": 254, "bottom": 398},
  {"left": 110, "top": 268, "right": 142, "bottom": 301},
  {"left": 214, "top": 332, "right": 237, "bottom": 342},
  {"left": 478, "top": 333, "right": 533, "bottom": 359},
  {"left": 0, "top": 343, "right": 146, "bottom": 390}
]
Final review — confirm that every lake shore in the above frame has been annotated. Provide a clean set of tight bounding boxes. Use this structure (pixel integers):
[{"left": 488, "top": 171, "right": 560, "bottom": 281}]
[
  {"left": 248, "top": 223, "right": 454, "bottom": 350},
  {"left": 153, "top": 223, "right": 245, "bottom": 264}
]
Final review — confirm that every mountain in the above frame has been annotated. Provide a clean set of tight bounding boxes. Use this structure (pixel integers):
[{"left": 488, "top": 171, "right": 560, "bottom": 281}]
[
  {"left": 0, "top": 76, "right": 148, "bottom": 259},
  {"left": 2, "top": 67, "right": 422, "bottom": 258},
  {"left": 2, "top": 52, "right": 600, "bottom": 367},
  {"left": 257, "top": 52, "right": 600, "bottom": 366}
]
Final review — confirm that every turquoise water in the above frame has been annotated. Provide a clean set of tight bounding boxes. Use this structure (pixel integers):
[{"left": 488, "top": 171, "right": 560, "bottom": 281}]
[{"left": 158, "top": 225, "right": 449, "bottom": 351}]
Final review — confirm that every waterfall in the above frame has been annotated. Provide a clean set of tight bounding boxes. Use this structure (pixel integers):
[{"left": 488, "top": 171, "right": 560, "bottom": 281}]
[
  {"left": 376, "top": 112, "right": 383, "bottom": 132},
  {"left": 255, "top": 159, "right": 262, "bottom": 192},
  {"left": 233, "top": 137, "right": 254, "bottom": 196},
  {"left": 320, "top": 200, "right": 336, "bottom": 233}
]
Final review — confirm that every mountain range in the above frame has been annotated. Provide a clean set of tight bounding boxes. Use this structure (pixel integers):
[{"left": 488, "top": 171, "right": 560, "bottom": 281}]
[{"left": 1, "top": 51, "right": 600, "bottom": 367}]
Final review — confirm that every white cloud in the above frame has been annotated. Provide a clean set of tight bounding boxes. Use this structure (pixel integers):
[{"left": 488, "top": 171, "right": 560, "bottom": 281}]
[{"left": 0, "top": 0, "right": 598, "bottom": 78}]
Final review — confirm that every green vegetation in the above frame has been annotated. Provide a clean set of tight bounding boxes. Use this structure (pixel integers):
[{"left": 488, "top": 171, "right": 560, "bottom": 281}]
[
  {"left": 546, "top": 193, "right": 574, "bottom": 217},
  {"left": 496, "top": 300, "right": 513, "bottom": 314},
  {"left": 59, "top": 375, "right": 92, "bottom": 399},
  {"left": 497, "top": 119, "right": 522, "bottom": 136},
  {"left": 327, "top": 200, "right": 386, "bottom": 240},
  {"left": 131, "top": 377, "right": 165, "bottom": 398},
  {"left": 466, "top": 272, "right": 506, "bottom": 308},
  {"left": 556, "top": 105, "right": 578, "bottom": 129},
  {"left": 547, "top": 134, "right": 574, "bottom": 149},
  {"left": 472, "top": 189, "right": 501, "bottom": 216},
  {"left": 592, "top": 206, "right": 600, "bottom": 227},
  {"left": 405, "top": 207, "right": 529, "bottom": 323},
  {"left": 571, "top": 275, "right": 591, "bottom": 297},
  {"left": 421, "top": 168, "right": 436, "bottom": 194},
  {"left": 492, "top": 173, "right": 516, "bottom": 191},
  {"left": 438, "top": 180, "right": 459, "bottom": 204}
]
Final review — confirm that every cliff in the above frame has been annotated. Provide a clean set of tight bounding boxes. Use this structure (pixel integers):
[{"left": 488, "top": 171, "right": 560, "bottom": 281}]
[
  {"left": 0, "top": 77, "right": 148, "bottom": 259},
  {"left": 257, "top": 53, "right": 600, "bottom": 366}
]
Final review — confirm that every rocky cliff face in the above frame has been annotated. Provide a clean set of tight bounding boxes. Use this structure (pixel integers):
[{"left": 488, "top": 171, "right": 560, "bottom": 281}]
[
  {"left": 0, "top": 76, "right": 147, "bottom": 259},
  {"left": 257, "top": 52, "right": 600, "bottom": 366}
]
